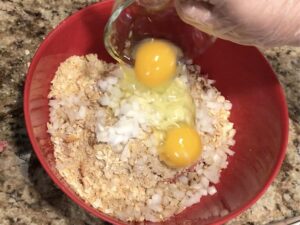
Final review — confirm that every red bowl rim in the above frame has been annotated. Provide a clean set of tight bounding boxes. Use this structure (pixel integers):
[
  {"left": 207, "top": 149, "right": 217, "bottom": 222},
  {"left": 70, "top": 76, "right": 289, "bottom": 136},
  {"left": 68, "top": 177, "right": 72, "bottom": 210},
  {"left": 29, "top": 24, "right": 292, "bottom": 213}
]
[{"left": 23, "top": 0, "right": 289, "bottom": 224}]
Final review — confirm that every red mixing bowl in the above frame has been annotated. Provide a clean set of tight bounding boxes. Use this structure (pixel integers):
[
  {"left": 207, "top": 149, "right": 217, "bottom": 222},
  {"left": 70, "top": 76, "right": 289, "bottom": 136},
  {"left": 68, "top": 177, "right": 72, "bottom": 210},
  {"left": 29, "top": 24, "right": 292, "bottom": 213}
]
[{"left": 24, "top": 1, "right": 289, "bottom": 224}]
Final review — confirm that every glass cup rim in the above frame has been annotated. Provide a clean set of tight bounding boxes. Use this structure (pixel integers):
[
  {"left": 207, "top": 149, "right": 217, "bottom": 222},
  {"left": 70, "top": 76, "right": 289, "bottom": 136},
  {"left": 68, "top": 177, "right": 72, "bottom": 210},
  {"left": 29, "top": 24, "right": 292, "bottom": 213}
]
[{"left": 104, "top": 0, "right": 135, "bottom": 64}]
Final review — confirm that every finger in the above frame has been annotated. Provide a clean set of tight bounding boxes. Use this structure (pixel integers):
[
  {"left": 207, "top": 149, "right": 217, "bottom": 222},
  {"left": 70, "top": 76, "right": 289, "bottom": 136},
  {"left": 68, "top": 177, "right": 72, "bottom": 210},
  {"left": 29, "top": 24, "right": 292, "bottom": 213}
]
[
  {"left": 175, "top": 0, "right": 242, "bottom": 42},
  {"left": 175, "top": 0, "right": 219, "bottom": 35}
]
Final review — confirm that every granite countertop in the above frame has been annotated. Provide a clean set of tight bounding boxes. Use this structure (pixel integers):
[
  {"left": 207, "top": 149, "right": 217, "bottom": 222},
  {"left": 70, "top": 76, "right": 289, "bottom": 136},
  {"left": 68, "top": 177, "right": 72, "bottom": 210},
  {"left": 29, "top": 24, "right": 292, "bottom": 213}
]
[{"left": 0, "top": 1, "right": 299, "bottom": 225}]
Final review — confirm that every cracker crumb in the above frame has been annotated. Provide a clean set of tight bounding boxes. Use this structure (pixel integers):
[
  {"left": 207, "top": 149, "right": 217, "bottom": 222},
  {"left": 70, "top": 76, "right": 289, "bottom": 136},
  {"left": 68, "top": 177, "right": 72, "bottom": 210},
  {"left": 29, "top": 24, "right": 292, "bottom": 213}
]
[{"left": 48, "top": 54, "right": 236, "bottom": 222}]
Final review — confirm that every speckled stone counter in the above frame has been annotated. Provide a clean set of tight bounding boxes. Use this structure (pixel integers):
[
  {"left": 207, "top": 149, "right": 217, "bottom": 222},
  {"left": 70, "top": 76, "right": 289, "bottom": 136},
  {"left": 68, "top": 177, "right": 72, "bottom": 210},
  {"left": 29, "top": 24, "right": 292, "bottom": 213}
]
[{"left": 0, "top": 1, "right": 299, "bottom": 225}]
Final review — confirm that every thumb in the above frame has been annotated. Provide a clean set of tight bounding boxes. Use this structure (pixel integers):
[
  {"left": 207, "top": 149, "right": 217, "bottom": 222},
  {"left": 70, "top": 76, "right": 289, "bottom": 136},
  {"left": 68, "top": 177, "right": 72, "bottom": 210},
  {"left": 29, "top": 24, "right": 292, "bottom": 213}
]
[{"left": 175, "top": 0, "right": 222, "bottom": 36}]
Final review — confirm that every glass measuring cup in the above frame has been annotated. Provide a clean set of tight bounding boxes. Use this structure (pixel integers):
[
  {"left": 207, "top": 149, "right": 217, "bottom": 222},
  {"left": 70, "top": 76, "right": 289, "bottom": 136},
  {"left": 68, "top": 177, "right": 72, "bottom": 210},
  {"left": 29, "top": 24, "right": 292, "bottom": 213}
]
[{"left": 104, "top": 0, "right": 215, "bottom": 65}]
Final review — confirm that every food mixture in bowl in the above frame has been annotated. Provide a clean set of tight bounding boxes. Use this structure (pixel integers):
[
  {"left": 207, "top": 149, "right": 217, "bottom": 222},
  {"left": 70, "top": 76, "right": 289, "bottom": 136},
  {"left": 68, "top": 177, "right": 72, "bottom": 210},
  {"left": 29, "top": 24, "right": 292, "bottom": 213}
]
[{"left": 48, "top": 50, "right": 236, "bottom": 222}]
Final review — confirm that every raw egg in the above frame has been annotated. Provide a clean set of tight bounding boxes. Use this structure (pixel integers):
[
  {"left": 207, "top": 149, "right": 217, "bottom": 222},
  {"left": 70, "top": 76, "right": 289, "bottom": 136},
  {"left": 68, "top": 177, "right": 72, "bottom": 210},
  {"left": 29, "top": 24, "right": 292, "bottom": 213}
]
[
  {"left": 120, "top": 65, "right": 196, "bottom": 131},
  {"left": 160, "top": 124, "right": 202, "bottom": 168},
  {"left": 134, "top": 39, "right": 178, "bottom": 88}
]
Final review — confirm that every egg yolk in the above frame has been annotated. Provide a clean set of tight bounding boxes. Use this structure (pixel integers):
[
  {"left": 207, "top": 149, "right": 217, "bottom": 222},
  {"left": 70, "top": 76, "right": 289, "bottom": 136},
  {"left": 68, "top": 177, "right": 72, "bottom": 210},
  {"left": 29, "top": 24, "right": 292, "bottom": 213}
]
[
  {"left": 134, "top": 39, "right": 177, "bottom": 88},
  {"left": 160, "top": 125, "right": 202, "bottom": 168}
]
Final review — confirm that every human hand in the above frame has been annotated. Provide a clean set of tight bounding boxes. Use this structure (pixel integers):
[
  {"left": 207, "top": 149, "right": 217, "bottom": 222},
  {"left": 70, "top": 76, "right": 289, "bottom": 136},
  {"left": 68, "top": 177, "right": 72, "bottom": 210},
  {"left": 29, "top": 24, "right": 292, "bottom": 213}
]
[{"left": 138, "top": 0, "right": 300, "bottom": 47}]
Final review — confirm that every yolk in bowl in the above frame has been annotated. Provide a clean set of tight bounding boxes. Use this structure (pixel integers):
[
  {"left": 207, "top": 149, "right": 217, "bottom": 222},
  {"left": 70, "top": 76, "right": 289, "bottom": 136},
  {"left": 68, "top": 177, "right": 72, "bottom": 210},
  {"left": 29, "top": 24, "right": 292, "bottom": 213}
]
[
  {"left": 134, "top": 39, "right": 178, "bottom": 88},
  {"left": 160, "top": 124, "right": 202, "bottom": 168}
]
